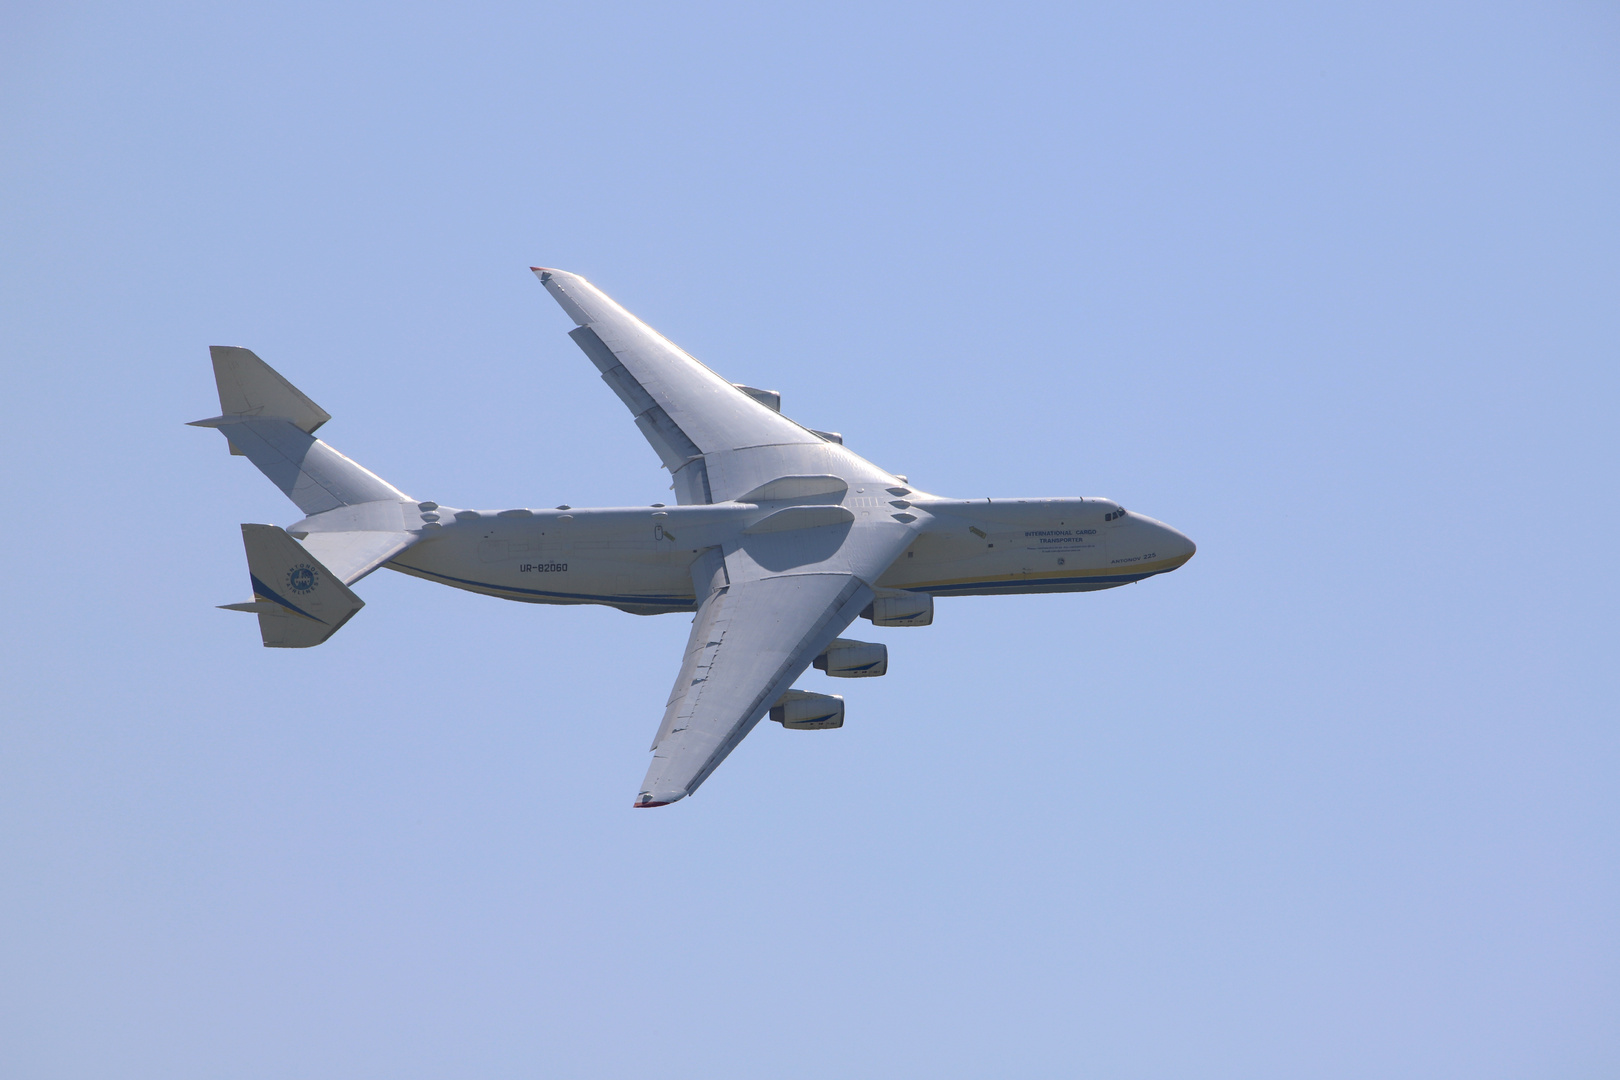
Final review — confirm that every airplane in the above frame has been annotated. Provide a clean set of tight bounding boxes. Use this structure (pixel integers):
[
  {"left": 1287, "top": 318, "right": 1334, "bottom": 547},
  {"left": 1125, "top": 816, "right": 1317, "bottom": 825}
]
[{"left": 194, "top": 267, "right": 1196, "bottom": 807}]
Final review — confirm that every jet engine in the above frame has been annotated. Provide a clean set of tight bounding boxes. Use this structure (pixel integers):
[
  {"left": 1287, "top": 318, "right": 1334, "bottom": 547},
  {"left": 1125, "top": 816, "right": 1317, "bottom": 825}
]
[
  {"left": 814, "top": 637, "right": 889, "bottom": 678},
  {"left": 770, "top": 690, "right": 844, "bottom": 730},
  {"left": 864, "top": 590, "right": 934, "bottom": 627}
]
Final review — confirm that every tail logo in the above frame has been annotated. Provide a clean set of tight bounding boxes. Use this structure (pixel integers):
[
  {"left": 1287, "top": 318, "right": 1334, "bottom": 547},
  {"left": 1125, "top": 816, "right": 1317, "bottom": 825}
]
[{"left": 287, "top": 564, "right": 319, "bottom": 594}]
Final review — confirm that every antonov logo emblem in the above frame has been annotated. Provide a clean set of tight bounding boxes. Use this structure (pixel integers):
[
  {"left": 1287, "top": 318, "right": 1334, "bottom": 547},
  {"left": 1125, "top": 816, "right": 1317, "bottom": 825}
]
[{"left": 286, "top": 564, "right": 318, "bottom": 594}]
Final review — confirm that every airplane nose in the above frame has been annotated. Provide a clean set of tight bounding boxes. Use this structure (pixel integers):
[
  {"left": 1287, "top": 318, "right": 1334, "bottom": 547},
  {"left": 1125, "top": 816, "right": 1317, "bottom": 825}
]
[{"left": 1156, "top": 522, "right": 1196, "bottom": 567}]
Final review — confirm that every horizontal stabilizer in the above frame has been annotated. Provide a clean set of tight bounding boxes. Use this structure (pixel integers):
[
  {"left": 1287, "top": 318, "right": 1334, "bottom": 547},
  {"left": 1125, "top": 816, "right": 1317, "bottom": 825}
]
[
  {"left": 191, "top": 347, "right": 411, "bottom": 514},
  {"left": 225, "top": 524, "right": 365, "bottom": 648},
  {"left": 200, "top": 418, "right": 408, "bottom": 515},
  {"left": 218, "top": 600, "right": 282, "bottom": 614},
  {"left": 298, "top": 528, "right": 417, "bottom": 585}
]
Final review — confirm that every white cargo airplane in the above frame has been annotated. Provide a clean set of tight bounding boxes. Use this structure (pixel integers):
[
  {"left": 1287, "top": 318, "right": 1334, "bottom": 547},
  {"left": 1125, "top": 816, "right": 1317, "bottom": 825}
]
[{"left": 195, "top": 267, "right": 1195, "bottom": 806}]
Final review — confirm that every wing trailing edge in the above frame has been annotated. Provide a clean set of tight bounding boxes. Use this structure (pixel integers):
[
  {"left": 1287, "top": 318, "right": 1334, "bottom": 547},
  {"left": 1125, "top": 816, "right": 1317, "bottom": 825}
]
[{"left": 637, "top": 570, "right": 874, "bottom": 806}]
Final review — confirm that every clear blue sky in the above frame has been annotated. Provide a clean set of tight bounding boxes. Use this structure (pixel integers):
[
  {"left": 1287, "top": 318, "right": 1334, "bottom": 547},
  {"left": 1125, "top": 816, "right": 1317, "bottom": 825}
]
[{"left": 2, "top": 3, "right": 1616, "bottom": 1077}]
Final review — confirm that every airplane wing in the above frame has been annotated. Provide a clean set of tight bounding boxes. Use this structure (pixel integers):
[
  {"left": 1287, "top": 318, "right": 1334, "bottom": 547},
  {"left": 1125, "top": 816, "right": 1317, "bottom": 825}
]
[
  {"left": 637, "top": 546, "right": 899, "bottom": 808},
  {"left": 532, "top": 267, "right": 825, "bottom": 504},
  {"left": 532, "top": 267, "right": 921, "bottom": 804}
]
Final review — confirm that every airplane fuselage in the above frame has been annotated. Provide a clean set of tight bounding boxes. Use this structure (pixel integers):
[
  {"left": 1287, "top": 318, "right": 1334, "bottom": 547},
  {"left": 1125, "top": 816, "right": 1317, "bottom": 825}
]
[{"left": 372, "top": 495, "right": 1196, "bottom": 615}]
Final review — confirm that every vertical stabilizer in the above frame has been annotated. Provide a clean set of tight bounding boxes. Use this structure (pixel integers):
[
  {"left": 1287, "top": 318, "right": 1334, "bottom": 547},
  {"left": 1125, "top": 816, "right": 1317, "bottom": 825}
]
[
  {"left": 220, "top": 524, "right": 365, "bottom": 647},
  {"left": 210, "top": 346, "right": 331, "bottom": 433}
]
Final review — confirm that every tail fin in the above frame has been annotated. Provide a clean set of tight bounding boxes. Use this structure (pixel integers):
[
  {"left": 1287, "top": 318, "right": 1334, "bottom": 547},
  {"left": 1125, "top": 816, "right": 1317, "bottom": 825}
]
[
  {"left": 189, "top": 347, "right": 409, "bottom": 515},
  {"left": 220, "top": 524, "right": 365, "bottom": 648},
  {"left": 209, "top": 345, "right": 331, "bottom": 434}
]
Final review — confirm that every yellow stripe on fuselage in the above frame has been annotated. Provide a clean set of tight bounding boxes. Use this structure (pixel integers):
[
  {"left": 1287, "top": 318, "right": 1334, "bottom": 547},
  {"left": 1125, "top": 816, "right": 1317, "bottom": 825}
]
[{"left": 894, "top": 551, "right": 1194, "bottom": 591}]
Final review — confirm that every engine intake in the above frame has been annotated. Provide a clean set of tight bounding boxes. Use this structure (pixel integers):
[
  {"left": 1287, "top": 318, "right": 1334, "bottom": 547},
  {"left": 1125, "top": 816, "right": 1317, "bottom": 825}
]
[
  {"left": 770, "top": 690, "right": 844, "bottom": 730},
  {"left": 814, "top": 637, "right": 888, "bottom": 678}
]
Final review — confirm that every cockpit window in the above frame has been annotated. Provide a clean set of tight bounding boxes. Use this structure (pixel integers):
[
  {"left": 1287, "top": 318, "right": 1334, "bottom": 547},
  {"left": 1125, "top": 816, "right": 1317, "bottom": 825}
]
[{"left": 1105, "top": 507, "right": 1127, "bottom": 521}]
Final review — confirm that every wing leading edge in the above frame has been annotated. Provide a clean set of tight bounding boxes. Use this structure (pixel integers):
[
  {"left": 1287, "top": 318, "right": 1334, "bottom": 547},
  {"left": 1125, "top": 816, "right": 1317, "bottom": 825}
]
[
  {"left": 532, "top": 267, "right": 826, "bottom": 505},
  {"left": 638, "top": 507, "right": 917, "bottom": 806},
  {"left": 639, "top": 564, "right": 874, "bottom": 807}
]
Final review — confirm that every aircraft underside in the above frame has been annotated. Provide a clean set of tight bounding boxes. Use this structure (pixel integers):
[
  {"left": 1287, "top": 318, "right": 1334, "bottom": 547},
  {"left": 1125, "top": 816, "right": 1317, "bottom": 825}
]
[
  {"left": 379, "top": 497, "right": 1193, "bottom": 614},
  {"left": 196, "top": 266, "right": 1194, "bottom": 805}
]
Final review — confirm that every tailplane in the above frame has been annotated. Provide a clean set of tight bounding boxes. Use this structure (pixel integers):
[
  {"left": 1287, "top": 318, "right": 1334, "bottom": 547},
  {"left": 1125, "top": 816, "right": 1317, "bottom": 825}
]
[
  {"left": 196, "top": 348, "right": 427, "bottom": 643},
  {"left": 189, "top": 346, "right": 409, "bottom": 515},
  {"left": 221, "top": 524, "right": 365, "bottom": 648}
]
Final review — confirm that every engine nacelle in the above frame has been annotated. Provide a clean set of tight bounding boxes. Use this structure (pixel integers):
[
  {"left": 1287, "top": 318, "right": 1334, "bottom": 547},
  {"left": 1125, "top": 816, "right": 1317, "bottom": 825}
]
[
  {"left": 864, "top": 590, "right": 933, "bottom": 627},
  {"left": 814, "top": 637, "right": 888, "bottom": 678},
  {"left": 770, "top": 690, "right": 844, "bottom": 730}
]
